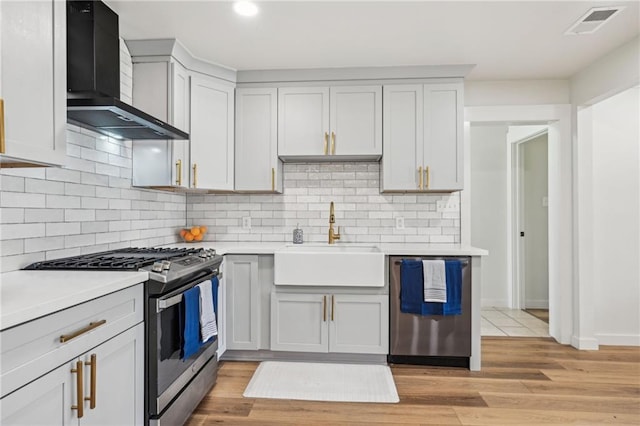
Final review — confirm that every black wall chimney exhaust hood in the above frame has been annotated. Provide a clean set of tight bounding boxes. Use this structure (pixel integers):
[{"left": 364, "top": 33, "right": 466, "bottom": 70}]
[{"left": 66, "top": 1, "right": 188, "bottom": 140}]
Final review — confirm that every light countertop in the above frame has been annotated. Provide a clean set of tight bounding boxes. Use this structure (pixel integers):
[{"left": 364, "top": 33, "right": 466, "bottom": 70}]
[
  {"left": 166, "top": 242, "right": 488, "bottom": 257},
  {"left": 0, "top": 270, "right": 148, "bottom": 331}
]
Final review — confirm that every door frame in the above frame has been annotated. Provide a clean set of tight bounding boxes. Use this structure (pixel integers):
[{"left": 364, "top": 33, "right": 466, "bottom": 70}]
[
  {"left": 462, "top": 104, "right": 572, "bottom": 345},
  {"left": 510, "top": 128, "right": 549, "bottom": 310}
]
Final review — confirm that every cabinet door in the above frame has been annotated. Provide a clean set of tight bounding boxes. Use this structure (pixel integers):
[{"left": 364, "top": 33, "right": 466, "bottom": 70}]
[
  {"left": 329, "top": 294, "right": 389, "bottom": 354},
  {"left": 190, "top": 75, "right": 235, "bottom": 190},
  {"left": 80, "top": 323, "right": 144, "bottom": 426},
  {"left": 170, "top": 61, "right": 190, "bottom": 187},
  {"left": 277, "top": 87, "right": 329, "bottom": 157},
  {"left": 423, "top": 83, "right": 463, "bottom": 191},
  {"left": 225, "top": 256, "right": 260, "bottom": 350},
  {"left": 381, "top": 85, "right": 424, "bottom": 191},
  {"left": 0, "top": 0, "right": 66, "bottom": 167},
  {"left": 1, "top": 363, "right": 73, "bottom": 426},
  {"left": 270, "top": 293, "right": 328, "bottom": 353},
  {"left": 329, "top": 86, "right": 382, "bottom": 157},
  {"left": 235, "top": 88, "right": 282, "bottom": 192}
]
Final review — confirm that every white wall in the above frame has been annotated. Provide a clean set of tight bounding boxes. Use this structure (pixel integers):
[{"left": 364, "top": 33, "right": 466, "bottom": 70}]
[
  {"left": 470, "top": 125, "right": 509, "bottom": 307},
  {"left": 465, "top": 80, "right": 570, "bottom": 106},
  {"left": 571, "top": 36, "right": 640, "bottom": 106},
  {"left": 592, "top": 86, "right": 640, "bottom": 345}
]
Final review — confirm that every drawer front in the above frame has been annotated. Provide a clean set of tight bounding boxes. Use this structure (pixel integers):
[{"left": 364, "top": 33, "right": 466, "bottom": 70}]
[{"left": 1, "top": 284, "right": 143, "bottom": 398}]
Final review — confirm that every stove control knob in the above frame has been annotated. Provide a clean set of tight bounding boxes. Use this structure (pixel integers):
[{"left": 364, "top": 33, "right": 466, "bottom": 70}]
[
  {"left": 162, "top": 261, "right": 171, "bottom": 271},
  {"left": 151, "top": 262, "right": 164, "bottom": 273}
]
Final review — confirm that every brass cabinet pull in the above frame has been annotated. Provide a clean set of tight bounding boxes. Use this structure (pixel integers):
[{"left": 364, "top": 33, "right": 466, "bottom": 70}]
[
  {"left": 271, "top": 167, "right": 275, "bottom": 192},
  {"left": 425, "top": 166, "right": 430, "bottom": 190},
  {"left": 323, "top": 295, "right": 327, "bottom": 322},
  {"left": 0, "top": 98, "right": 5, "bottom": 154},
  {"left": 331, "top": 295, "right": 335, "bottom": 321},
  {"left": 85, "top": 354, "right": 97, "bottom": 409},
  {"left": 192, "top": 163, "right": 198, "bottom": 188},
  {"left": 175, "top": 159, "right": 182, "bottom": 186},
  {"left": 71, "top": 360, "right": 84, "bottom": 418},
  {"left": 331, "top": 132, "right": 336, "bottom": 155},
  {"left": 60, "top": 320, "right": 107, "bottom": 343},
  {"left": 418, "top": 166, "right": 423, "bottom": 190},
  {"left": 323, "top": 132, "right": 329, "bottom": 155}
]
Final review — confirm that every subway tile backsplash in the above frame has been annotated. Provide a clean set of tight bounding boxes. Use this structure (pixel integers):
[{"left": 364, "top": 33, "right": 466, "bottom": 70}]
[{"left": 186, "top": 163, "right": 461, "bottom": 244}]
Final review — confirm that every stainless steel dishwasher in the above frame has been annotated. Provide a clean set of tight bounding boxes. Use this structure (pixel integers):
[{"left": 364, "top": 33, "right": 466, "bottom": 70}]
[{"left": 388, "top": 256, "right": 472, "bottom": 368}]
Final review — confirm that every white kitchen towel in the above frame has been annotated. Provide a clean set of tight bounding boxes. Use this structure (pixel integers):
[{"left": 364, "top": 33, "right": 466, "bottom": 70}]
[
  {"left": 423, "top": 260, "right": 447, "bottom": 303},
  {"left": 197, "top": 280, "right": 217, "bottom": 342}
]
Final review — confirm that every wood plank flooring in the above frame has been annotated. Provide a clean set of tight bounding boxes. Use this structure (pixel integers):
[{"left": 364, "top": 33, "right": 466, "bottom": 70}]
[{"left": 186, "top": 337, "right": 640, "bottom": 425}]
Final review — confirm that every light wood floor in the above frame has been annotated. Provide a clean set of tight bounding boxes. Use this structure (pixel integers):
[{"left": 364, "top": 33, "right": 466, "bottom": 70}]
[{"left": 186, "top": 337, "right": 640, "bottom": 425}]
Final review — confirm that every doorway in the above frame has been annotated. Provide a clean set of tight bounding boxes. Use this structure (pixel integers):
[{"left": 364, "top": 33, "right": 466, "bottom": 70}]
[
  {"left": 470, "top": 124, "right": 550, "bottom": 337},
  {"left": 512, "top": 129, "right": 549, "bottom": 329}
]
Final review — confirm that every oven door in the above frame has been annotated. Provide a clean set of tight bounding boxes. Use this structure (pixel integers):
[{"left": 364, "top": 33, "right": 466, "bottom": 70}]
[{"left": 147, "top": 271, "right": 219, "bottom": 416}]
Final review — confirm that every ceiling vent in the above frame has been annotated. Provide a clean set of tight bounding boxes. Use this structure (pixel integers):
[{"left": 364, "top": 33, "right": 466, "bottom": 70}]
[{"left": 565, "top": 6, "right": 625, "bottom": 35}]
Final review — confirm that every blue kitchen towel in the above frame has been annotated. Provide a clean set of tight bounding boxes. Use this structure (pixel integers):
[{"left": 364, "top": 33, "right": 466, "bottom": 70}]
[
  {"left": 212, "top": 275, "right": 219, "bottom": 316},
  {"left": 443, "top": 260, "right": 463, "bottom": 315},
  {"left": 400, "top": 259, "right": 423, "bottom": 314},
  {"left": 400, "top": 260, "right": 442, "bottom": 315},
  {"left": 181, "top": 285, "right": 202, "bottom": 360}
]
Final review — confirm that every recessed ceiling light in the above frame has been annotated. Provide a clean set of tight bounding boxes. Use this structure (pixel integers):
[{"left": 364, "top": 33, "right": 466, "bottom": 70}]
[
  {"left": 234, "top": 1, "right": 258, "bottom": 17},
  {"left": 565, "top": 6, "right": 625, "bottom": 35}
]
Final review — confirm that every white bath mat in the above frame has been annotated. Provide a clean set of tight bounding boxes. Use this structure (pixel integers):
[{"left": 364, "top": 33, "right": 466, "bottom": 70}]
[{"left": 243, "top": 361, "right": 399, "bottom": 403}]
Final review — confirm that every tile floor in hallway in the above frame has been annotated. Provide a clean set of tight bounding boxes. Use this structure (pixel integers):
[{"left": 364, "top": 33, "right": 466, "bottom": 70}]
[{"left": 481, "top": 307, "right": 550, "bottom": 337}]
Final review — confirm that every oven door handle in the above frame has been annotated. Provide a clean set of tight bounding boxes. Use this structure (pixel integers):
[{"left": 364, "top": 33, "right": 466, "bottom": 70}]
[
  {"left": 156, "top": 272, "right": 222, "bottom": 313},
  {"left": 157, "top": 294, "right": 183, "bottom": 311}
]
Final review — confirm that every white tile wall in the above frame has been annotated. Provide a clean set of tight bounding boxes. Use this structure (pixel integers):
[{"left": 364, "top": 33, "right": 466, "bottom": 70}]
[
  {"left": 186, "top": 163, "right": 461, "bottom": 244},
  {"left": 0, "top": 40, "right": 186, "bottom": 272}
]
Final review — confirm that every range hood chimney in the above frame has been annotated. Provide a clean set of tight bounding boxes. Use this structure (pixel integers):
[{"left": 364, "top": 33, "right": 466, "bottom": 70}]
[{"left": 66, "top": 1, "right": 188, "bottom": 140}]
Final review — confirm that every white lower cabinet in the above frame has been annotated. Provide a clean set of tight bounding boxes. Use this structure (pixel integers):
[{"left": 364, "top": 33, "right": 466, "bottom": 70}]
[
  {"left": 1, "top": 323, "right": 144, "bottom": 426},
  {"left": 271, "top": 292, "right": 388, "bottom": 354},
  {"left": 225, "top": 255, "right": 260, "bottom": 350}
]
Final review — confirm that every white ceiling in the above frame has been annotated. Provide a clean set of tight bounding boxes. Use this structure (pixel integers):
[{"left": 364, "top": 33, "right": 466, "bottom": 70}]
[{"left": 106, "top": 1, "right": 640, "bottom": 80}]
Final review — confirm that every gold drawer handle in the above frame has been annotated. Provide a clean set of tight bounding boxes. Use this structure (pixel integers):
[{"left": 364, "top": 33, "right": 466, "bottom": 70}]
[
  {"left": 323, "top": 132, "right": 329, "bottom": 155},
  {"left": 425, "top": 166, "right": 430, "bottom": 189},
  {"left": 85, "top": 354, "right": 97, "bottom": 409},
  {"left": 192, "top": 163, "right": 198, "bottom": 188},
  {"left": 418, "top": 166, "right": 423, "bottom": 190},
  {"left": 323, "top": 295, "right": 327, "bottom": 322},
  {"left": 0, "top": 98, "right": 5, "bottom": 154},
  {"left": 331, "top": 132, "right": 336, "bottom": 155},
  {"left": 60, "top": 320, "right": 107, "bottom": 343},
  {"left": 71, "top": 360, "right": 84, "bottom": 418},
  {"left": 331, "top": 295, "right": 335, "bottom": 321},
  {"left": 271, "top": 167, "right": 275, "bottom": 192},
  {"left": 175, "top": 159, "right": 182, "bottom": 186}
]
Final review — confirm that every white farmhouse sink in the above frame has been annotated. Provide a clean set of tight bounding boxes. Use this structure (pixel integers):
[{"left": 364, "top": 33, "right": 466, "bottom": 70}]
[{"left": 274, "top": 244, "right": 385, "bottom": 287}]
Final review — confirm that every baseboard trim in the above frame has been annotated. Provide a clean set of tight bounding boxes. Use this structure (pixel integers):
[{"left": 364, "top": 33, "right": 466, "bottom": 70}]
[
  {"left": 571, "top": 335, "right": 599, "bottom": 350},
  {"left": 524, "top": 299, "right": 549, "bottom": 309},
  {"left": 595, "top": 333, "right": 640, "bottom": 346}
]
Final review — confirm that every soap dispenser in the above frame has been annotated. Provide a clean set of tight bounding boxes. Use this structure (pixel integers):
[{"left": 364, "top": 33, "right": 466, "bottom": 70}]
[{"left": 292, "top": 224, "right": 303, "bottom": 244}]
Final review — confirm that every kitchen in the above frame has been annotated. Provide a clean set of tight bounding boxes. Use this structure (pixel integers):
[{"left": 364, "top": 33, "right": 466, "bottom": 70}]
[{"left": 1, "top": 1, "right": 639, "bottom": 425}]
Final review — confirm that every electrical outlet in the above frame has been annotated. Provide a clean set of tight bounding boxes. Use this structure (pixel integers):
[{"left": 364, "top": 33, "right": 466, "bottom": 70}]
[
  {"left": 242, "top": 217, "right": 251, "bottom": 229},
  {"left": 395, "top": 217, "right": 405, "bottom": 230},
  {"left": 436, "top": 200, "right": 459, "bottom": 213}
]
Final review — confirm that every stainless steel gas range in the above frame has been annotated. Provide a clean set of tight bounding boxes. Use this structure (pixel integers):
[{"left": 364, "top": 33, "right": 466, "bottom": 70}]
[{"left": 25, "top": 247, "right": 223, "bottom": 425}]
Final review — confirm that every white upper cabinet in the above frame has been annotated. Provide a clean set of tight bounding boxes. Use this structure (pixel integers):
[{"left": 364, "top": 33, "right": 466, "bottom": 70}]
[
  {"left": 278, "top": 87, "right": 329, "bottom": 158},
  {"left": 381, "top": 82, "right": 463, "bottom": 192},
  {"left": 277, "top": 85, "right": 381, "bottom": 161},
  {"left": 0, "top": 0, "right": 66, "bottom": 167},
  {"left": 190, "top": 74, "right": 235, "bottom": 191},
  {"left": 329, "top": 86, "right": 382, "bottom": 157},
  {"left": 235, "top": 88, "right": 282, "bottom": 192},
  {"left": 131, "top": 59, "right": 190, "bottom": 189}
]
